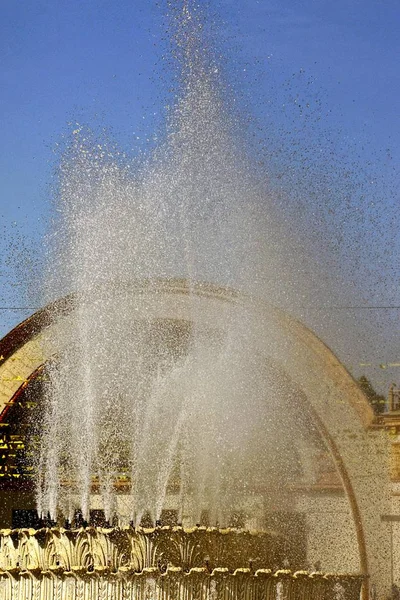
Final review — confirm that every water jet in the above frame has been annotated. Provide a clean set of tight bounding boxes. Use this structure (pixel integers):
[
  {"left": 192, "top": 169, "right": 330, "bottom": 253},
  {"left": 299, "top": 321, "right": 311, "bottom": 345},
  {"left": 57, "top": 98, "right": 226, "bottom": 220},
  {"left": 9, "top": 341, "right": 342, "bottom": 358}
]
[{"left": 0, "top": 2, "right": 392, "bottom": 598}]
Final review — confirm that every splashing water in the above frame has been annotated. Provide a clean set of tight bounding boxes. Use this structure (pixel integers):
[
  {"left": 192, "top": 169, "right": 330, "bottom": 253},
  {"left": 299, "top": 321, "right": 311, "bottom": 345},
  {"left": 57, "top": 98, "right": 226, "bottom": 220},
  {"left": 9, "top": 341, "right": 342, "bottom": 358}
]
[{"left": 37, "top": 2, "right": 325, "bottom": 526}]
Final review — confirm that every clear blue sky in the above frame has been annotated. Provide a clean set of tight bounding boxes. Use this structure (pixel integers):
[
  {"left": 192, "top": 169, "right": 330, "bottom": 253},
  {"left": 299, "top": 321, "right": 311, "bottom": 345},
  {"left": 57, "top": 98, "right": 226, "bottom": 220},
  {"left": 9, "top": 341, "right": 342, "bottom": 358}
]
[{"left": 0, "top": 0, "right": 399, "bottom": 387}]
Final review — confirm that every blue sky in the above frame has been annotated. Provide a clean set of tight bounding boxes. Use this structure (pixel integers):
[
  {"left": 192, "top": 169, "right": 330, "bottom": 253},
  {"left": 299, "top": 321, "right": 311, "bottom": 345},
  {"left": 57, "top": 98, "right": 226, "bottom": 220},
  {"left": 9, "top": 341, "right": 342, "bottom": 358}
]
[{"left": 0, "top": 0, "right": 399, "bottom": 388}]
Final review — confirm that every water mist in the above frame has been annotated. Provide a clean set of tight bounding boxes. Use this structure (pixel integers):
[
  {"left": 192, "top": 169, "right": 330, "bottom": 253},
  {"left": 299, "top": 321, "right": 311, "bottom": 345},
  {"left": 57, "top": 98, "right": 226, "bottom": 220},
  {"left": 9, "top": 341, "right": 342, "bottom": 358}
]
[{"left": 38, "top": 2, "right": 325, "bottom": 528}]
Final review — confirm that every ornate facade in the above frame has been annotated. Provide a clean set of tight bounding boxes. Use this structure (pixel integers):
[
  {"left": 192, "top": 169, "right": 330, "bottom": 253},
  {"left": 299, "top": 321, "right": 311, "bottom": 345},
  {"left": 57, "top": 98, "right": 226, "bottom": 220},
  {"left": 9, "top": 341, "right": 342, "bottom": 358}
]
[
  {"left": 0, "top": 281, "right": 394, "bottom": 598},
  {"left": 0, "top": 527, "right": 363, "bottom": 600}
]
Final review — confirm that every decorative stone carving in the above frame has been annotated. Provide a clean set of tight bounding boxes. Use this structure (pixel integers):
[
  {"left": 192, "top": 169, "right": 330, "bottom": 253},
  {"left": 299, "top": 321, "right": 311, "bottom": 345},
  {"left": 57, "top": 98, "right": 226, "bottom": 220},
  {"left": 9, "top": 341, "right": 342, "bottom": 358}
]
[{"left": 0, "top": 527, "right": 363, "bottom": 599}]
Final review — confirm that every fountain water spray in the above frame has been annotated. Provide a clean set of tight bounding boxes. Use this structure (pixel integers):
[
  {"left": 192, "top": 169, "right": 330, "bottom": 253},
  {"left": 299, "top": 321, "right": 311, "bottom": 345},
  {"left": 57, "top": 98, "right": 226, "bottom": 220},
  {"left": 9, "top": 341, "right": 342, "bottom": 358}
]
[{"left": 37, "top": 1, "right": 324, "bottom": 527}]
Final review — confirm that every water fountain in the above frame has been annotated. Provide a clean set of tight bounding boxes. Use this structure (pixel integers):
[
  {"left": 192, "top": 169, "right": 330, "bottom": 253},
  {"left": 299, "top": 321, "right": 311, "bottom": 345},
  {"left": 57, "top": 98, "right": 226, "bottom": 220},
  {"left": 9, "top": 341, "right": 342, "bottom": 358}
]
[
  {"left": 0, "top": 278, "right": 386, "bottom": 599},
  {"left": 36, "top": 0, "right": 302, "bottom": 531},
  {"left": 0, "top": 1, "right": 389, "bottom": 599}
]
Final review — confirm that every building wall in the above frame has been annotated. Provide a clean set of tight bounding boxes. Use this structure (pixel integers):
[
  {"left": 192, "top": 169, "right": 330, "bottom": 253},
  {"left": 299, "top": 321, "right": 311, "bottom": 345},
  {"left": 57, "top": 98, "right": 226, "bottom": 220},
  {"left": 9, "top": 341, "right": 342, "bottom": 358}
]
[
  {"left": 296, "top": 492, "right": 359, "bottom": 574},
  {"left": 0, "top": 491, "right": 36, "bottom": 529}
]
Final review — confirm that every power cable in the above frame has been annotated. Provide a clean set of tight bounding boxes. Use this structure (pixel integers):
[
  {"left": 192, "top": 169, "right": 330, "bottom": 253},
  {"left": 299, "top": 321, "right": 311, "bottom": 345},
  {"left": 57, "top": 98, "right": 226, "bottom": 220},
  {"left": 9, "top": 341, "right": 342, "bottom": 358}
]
[{"left": 1, "top": 305, "right": 400, "bottom": 311}]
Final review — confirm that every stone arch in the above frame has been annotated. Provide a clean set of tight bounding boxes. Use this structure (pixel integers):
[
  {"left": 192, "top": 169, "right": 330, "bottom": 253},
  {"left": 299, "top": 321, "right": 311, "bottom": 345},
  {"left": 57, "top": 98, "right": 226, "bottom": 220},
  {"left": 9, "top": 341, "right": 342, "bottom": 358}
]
[{"left": 0, "top": 280, "right": 391, "bottom": 599}]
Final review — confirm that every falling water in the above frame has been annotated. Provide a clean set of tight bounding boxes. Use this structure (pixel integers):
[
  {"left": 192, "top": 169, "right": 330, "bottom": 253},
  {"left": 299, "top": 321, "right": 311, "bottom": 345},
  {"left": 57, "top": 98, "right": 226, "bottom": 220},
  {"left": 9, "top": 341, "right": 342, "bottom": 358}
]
[{"left": 37, "top": 2, "right": 328, "bottom": 527}]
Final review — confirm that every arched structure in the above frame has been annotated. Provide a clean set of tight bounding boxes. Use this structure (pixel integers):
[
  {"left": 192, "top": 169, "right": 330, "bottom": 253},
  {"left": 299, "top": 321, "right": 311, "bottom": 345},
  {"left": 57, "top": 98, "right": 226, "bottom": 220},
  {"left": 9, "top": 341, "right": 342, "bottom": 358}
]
[{"left": 0, "top": 280, "right": 391, "bottom": 599}]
